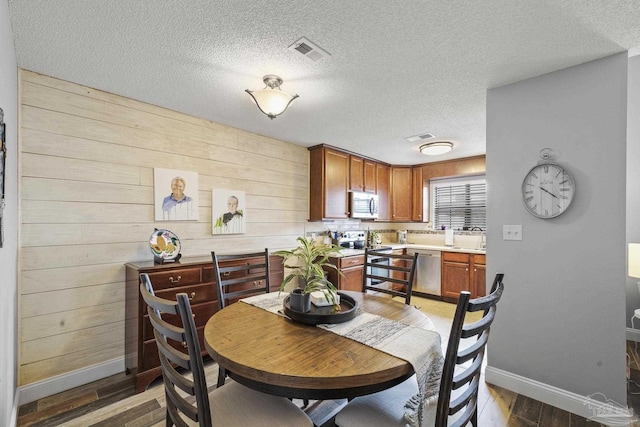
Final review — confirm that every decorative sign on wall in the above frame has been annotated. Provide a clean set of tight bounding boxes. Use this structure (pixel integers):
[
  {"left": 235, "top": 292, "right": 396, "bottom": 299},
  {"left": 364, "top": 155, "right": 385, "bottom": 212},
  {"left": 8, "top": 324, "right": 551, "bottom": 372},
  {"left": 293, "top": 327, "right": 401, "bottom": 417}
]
[
  {"left": 154, "top": 168, "right": 199, "bottom": 221},
  {"left": 212, "top": 189, "right": 245, "bottom": 235}
]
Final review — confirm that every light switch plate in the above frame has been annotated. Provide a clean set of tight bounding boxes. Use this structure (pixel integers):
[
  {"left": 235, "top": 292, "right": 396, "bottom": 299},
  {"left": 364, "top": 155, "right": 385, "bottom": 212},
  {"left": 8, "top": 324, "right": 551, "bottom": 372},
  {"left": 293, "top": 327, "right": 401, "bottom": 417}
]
[{"left": 503, "top": 225, "right": 522, "bottom": 241}]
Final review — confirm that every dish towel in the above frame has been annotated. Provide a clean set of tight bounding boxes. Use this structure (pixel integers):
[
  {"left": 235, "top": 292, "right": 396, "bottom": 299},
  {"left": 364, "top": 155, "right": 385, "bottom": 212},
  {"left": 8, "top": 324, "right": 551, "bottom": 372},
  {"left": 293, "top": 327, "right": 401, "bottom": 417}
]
[{"left": 240, "top": 293, "right": 443, "bottom": 427}]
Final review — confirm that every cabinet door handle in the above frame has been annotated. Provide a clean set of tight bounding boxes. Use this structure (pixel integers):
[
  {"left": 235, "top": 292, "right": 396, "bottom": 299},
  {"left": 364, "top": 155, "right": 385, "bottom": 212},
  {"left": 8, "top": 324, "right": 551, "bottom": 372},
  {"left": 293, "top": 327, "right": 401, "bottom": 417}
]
[
  {"left": 223, "top": 272, "right": 231, "bottom": 277},
  {"left": 169, "top": 275, "right": 181, "bottom": 283},
  {"left": 182, "top": 341, "right": 187, "bottom": 349},
  {"left": 189, "top": 292, "right": 196, "bottom": 301}
]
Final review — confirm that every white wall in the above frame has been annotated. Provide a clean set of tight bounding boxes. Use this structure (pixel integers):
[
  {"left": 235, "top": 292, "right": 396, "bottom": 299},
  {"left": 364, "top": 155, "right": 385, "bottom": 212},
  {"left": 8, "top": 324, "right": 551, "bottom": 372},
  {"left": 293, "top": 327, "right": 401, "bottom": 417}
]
[
  {"left": 0, "top": 0, "right": 19, "bottom": 424},
  {"left": 486, "top": 52, "right": 627, "bottom": 409},
  {"left": 627, "top": 55, "right": 640, "bottom": 334}
]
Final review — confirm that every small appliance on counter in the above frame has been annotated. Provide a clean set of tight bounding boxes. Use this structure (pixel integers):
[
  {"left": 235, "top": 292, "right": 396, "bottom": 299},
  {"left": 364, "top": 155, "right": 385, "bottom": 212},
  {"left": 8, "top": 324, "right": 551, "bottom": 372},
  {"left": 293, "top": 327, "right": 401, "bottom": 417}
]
[{"left": 397, "top": 230, "right": 407, "bottom": 244}]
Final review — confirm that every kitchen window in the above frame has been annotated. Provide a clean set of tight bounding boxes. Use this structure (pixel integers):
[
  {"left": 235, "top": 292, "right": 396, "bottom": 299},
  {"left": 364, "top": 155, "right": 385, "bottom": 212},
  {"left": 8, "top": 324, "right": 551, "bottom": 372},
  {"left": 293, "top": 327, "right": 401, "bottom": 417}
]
[{"left": 431, "top": 176, "right": 486, "bottom": 230}]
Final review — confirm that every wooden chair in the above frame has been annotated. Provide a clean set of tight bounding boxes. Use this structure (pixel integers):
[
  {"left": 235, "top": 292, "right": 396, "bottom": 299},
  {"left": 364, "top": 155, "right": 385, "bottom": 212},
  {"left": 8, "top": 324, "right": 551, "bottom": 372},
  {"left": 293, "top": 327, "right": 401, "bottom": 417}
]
[
  {"left": 211, "top": 249, "right": 271, "bottom": 310},
  {"left": 336, "top": 273, "right": 505, "bottom": 427},
  {"left": 362, "top": 248, "right": 419, "bottom": 305},
  {"left": 139, "top": 273, "right": 313, "bottom": 427},
  {"left": 211, "top": 249, "right": 271, "bottom": 387}
]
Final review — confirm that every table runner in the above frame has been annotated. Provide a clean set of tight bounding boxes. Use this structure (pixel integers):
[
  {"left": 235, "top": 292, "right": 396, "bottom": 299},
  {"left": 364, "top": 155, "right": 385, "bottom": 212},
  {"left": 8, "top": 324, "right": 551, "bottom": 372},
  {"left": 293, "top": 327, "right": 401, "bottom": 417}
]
[{"left": 240, "top": 292, "right": 443, "bottom": 427}]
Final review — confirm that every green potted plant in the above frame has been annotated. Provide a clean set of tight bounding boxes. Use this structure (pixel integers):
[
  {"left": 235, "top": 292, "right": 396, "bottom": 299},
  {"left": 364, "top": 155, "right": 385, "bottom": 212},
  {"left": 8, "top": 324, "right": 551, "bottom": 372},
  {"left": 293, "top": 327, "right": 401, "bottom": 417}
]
[{"left": 273, "top": 236, "right": 344, "bottom": 312}]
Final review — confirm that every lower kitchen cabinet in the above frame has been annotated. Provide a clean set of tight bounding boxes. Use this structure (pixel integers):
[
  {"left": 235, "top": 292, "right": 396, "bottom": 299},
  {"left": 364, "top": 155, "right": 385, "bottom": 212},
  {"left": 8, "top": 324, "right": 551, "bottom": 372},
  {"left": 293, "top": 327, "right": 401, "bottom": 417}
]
[
  {"left": 441, "top": 252, "right": 486, "bottom": 302},
  {"left": 125, "top": 254, "right": 284, "bottom": 393},
  {"left": 390, "top": 249, "right": 407, "bottom": 290},
  {"left": 326, "top": 254, "right": 365, "bottom": 292}
]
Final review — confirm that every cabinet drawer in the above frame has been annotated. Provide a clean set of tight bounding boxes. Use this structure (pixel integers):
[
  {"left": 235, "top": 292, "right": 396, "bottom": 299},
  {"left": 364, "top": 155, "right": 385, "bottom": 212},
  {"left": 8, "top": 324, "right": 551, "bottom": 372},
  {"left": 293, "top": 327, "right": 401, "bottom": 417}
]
[
  {"left": 473, "top": 254, "right": 486, "bottom": 265},
  {"left": 155, "top": 282, "right": 217, "bottom": 306},
  {"left": 143, "top": 301, "right": 216, "bottom": 341},
  {"left": 442, "top": 252, "right": 470, "bottom": 263},
  {"left": 141, "top": 325, "right": 207, "bottom": 371},
  {"left": 340, "top": 255, "right": 365, "bottom": 268},
  {"left": 147, "top": 268, "right": 202, "bottom": 290}
]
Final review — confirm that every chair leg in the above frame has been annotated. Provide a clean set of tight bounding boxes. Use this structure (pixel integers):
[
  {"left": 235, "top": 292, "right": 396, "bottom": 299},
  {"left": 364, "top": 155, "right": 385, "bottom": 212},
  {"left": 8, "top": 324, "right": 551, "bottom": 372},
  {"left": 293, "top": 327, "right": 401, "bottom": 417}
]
[
  {"left": 471, "top": 406, "right": 478, "bottom": 426},
  {"left": 217, "top": 367, "right": 227, "bottom": 388}
]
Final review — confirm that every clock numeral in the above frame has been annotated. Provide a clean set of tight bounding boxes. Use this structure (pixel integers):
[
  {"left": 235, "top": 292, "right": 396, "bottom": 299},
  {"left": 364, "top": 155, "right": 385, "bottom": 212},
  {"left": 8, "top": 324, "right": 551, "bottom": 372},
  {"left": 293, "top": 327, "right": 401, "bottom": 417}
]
[
  {"left": 555, "top": 170, "right": 562, "bottom": 178},
  {"left": 525, "top": 190, "right": 533, "bottom": 195},
  {"left": 543, "top": 165, "right": 549, "bottom": 173},
  {"left": 531, "top": 172, "right": 538, "bottom": 179},
  {"left": 526, "top": 196, "right": 534, "bottom": 202},
  {"left": 545, "top": 209, "right": 549, "bottom": 216},
  {"left": 559, "top": 195, "right": 568, "bottom": 200},
  {"left": 560, "top": 179, "right": 568, "bottom": 185}
]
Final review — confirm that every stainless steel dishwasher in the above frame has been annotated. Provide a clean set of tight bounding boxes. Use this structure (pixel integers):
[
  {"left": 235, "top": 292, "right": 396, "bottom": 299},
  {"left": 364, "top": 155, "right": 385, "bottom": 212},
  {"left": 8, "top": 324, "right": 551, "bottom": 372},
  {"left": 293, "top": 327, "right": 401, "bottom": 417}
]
[{"left": 406, "top": 248, "right": 441, "bottom": 296}]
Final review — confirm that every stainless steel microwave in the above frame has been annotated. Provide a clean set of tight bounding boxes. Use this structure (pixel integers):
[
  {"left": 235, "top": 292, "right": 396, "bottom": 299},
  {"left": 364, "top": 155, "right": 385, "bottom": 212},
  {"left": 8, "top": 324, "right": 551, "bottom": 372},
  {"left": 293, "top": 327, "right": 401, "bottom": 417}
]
[{"left": 350, "top": 192, "right": 378, "bottom": 219}]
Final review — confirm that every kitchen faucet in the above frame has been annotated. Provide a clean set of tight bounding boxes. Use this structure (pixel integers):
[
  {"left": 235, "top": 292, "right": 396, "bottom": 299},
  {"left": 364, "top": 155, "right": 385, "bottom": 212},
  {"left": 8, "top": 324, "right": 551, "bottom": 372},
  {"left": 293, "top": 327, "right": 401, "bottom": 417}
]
[{"left": 470, "top": 227, "right": 485, "bottom": 249}]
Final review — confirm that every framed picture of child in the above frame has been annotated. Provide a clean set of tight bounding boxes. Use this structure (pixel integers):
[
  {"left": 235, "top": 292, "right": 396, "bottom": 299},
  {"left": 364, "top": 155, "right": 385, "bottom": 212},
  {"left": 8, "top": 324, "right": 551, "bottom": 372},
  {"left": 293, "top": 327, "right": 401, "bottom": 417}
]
[
  {"left": 154, "top": 168, "right": 199, "bottom": 221},
  {"left": 212, "top": 189, "right": 245, "bottom": 235}
]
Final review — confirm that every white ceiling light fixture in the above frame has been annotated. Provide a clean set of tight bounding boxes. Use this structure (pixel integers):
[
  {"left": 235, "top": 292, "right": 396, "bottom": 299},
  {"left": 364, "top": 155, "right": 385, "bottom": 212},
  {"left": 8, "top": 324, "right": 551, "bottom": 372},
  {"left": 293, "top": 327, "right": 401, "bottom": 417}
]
[
  {"left": 245, "top": 75, "right": 299, "bottom": 119},
  {"left": 420, "top": 141, "right": 453, "bottom": 155}
]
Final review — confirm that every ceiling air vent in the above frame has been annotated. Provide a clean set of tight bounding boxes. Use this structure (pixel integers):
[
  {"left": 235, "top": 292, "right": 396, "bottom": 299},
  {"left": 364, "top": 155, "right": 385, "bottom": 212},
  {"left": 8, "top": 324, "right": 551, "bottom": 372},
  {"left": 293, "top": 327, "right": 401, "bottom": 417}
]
[
  {"left": 288, "top": 37, "right": 331, "bottom": 62},
  {"left": 405, "top": 133, "right": 435, "bottom": 142}
]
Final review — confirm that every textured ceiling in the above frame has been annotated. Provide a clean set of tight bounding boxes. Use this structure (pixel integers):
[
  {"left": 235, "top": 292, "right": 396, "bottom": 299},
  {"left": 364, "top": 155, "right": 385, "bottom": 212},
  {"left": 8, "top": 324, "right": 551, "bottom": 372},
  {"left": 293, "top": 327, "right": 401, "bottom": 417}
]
[{"left": 7, "top": 0, "right": 640, "bottom": 165}]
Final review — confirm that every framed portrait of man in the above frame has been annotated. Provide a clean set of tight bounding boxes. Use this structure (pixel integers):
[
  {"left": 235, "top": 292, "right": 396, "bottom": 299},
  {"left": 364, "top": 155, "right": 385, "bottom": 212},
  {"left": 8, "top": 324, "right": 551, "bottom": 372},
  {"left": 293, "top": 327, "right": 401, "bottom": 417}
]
[
  {"left": 212, "top": 189, "right": 245, "bottom": 235},
  {"left": 154, "top": 168, "right": 199, "bottom": 221}
]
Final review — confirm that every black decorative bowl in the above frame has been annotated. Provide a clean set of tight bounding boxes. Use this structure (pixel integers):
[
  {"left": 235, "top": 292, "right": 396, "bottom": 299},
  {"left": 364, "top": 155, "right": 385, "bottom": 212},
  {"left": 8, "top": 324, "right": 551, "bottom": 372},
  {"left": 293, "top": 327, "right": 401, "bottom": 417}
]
[{"left": 283, "top": 292, "right": 359, "bottom": 325}]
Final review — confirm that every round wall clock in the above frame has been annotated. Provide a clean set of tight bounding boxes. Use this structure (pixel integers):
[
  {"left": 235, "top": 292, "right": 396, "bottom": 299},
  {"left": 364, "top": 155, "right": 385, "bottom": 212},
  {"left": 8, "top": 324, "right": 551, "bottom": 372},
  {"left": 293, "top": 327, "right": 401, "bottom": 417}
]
[{"left": 521, "top": 151, "right": 575, "bottom": 219}]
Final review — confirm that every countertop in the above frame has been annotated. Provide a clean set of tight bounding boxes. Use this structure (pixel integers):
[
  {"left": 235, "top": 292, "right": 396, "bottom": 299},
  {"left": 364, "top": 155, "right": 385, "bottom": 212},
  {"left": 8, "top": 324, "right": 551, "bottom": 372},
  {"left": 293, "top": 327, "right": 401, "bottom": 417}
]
[{"left": 334, "top": 244, "right": 485, "bottom": 257}]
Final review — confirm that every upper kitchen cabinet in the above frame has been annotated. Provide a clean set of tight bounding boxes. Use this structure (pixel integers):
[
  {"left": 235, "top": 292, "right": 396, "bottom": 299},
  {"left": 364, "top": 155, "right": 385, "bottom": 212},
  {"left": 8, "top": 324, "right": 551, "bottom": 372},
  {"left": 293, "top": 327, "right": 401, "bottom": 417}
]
[
  {"left": 412, "top": 167, "right": 424, "bottom": 222},
  {"left": 376, "top": 163, "right": 390, "bottom": 221},
  {"left": 390, "top": 166, "right": 412, "bottom": 222},
  {"left": 309, "top": 146, "right": 350, "bottom": 220},
  {"left": 349, "top": 156, "right": 377, "bottom": 193}
]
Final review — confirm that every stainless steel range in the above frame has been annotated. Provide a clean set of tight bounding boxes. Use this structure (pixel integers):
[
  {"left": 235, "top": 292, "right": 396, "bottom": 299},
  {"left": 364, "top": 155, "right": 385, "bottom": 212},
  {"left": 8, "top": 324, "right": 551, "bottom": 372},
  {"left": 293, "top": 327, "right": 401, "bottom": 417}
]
[{"left": 333, "top": 230, "right": 367, "bottom": 249}]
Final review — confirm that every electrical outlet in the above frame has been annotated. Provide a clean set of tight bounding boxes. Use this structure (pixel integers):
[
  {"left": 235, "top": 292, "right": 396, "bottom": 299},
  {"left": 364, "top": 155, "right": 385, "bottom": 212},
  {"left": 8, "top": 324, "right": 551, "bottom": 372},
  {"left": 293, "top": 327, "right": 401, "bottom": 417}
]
[{"left": 503, "top": 225, "right": 522, "bottom": 241}]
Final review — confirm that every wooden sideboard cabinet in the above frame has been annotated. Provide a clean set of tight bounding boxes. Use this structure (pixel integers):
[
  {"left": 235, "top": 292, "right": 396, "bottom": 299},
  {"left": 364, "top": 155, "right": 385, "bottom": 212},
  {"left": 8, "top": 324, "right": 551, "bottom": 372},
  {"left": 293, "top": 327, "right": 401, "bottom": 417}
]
[
  {"left": 441, "top": 251, "right": 486, "bottom": 303},
  {"left": 125, "top": 254, "right": 284, "bottom": 393}
]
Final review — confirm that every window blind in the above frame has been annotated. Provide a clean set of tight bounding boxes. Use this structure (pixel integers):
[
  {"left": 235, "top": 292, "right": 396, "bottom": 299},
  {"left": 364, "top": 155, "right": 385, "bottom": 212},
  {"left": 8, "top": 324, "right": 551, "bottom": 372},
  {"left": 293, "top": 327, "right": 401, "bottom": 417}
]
[{"left": 433, "top": 181, "right": 486, "bottom": 230}]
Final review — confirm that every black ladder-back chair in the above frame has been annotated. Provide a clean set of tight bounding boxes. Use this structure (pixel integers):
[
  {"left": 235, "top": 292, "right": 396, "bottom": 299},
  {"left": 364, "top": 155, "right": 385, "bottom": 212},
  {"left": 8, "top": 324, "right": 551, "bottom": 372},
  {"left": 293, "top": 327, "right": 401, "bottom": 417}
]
[
  {"left": 211, "top": 249, "right": 271, "bottom": 387},
  {"left": 140, "top": 273, "right": 212, "bottom": 426},
  {"left": 362, "top": 248, "right": 419, "bottom": 305},
  {"left": 211, "top": 249, "right": 271, "bottom": 310},
  {"left": 139, "top": 273, "right": 313, "bottom": 427},
  {"left": 335, "top": 273, "right": 505, "bottom": 427},
  {"left": 435, "top": 272, "right": 504, "bottom": 427}
]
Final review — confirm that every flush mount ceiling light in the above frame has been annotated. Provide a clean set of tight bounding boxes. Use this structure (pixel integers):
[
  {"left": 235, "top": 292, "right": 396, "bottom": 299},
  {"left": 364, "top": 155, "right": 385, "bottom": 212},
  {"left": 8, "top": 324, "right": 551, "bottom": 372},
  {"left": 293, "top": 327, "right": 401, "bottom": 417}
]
[
  {"left": 245, "top": 75, "right": 299, "bottom": 119},
  {"left": 419, "top": 141, "right": 453, "bottom": 155}
]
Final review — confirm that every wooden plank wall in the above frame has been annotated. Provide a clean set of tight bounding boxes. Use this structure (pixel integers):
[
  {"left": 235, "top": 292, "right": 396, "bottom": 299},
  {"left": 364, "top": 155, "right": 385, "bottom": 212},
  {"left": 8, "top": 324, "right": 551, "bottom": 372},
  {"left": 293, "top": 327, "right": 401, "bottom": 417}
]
[{"left": 18, "top": 70, "right": 310, "bottom": 386}]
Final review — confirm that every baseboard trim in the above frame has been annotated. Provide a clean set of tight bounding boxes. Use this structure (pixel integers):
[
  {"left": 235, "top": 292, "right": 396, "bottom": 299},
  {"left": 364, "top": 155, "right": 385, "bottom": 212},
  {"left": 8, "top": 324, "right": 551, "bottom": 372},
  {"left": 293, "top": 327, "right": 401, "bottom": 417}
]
[
  {"left": 485, "top": 366, "right": 634, "bottom": 425},
  {"left": 18, "top": 357, "right": 124, "bottom": 405}
]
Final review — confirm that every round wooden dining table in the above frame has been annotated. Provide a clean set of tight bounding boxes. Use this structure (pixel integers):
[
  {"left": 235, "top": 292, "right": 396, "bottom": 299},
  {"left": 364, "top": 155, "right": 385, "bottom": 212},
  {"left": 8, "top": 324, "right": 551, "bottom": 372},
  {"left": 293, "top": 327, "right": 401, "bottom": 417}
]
[{"left": 203, "top": 291, "right": 437, "bottom": 400}]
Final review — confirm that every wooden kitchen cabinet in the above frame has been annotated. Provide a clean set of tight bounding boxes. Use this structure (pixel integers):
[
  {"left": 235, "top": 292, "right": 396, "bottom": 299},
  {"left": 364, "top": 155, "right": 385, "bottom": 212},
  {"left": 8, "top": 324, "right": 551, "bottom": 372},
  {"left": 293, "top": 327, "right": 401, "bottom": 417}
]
[
  {"left": 349, "top": 156, "right": 377, "bottom": 193},
  {"left": 390, "top": 249, "right": 407, "bottom": 290},
  {"left": 376, "top": 163, "right": 390, "bottom": 221},
  {"left": 309, "top": 146, "right": 350, "bottom": 220},
  {"left": 412, "top": 167, "right": 425, "bottom": 222},
  {"left": 125, "top": 254, "right": 284, "bottom": 393},
  {"left": 471, "top": 254, "right": 486, "bottom": 298},
  {"left": 441, "top": 251, "right": 486, "bottom": 302},
  {"left": 390, "top": 166, "right": 412, "bottom": 222},
  {"left": 326, "top": 254, "right": 365, "bottom": 292}
]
